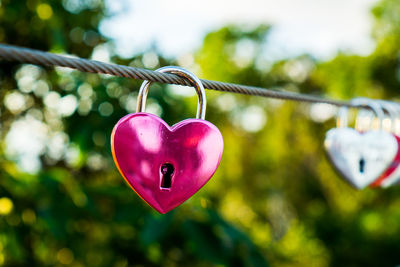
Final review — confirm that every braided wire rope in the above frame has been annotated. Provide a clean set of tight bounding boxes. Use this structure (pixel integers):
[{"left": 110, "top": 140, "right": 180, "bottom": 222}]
[{"left": 0, "top": 44, "right": 357, "bottom": 107}]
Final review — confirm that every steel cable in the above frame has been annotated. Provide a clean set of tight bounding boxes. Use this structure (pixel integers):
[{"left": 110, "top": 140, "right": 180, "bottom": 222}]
[{"left": 0, "top": 44, "right": 357, "bottom": 107}]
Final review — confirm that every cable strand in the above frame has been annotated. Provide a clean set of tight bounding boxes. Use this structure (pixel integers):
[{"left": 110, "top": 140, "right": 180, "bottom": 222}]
[{"left": 0, "top": 44, "right": 355, "bottom": 107}]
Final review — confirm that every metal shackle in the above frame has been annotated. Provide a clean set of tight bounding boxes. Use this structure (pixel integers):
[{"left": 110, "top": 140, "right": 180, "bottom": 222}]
[
  {"left": 136, "top": 66, "right": 207, "bottom": 120},
  {"left": 352, "top": 98, "right": 384, "bottom": 130},
  {"left": 376, "top": 100, "right": 399, "bottom": 132},
  {"left": 336, "top": 98, "right": 384, "bottom": 129}
]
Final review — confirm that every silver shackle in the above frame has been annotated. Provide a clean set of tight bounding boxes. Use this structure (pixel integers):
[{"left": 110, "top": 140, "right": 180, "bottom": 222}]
[
  {"left": 336, "top": 97, "right": 384, "bottom": 129},
  {"left": 136, "top": 66, "right": 207, "bottom": 120}
]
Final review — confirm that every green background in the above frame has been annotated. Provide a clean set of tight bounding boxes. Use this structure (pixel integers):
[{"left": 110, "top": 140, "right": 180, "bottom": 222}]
[{"left": 1, "top": 0, "right": 400, "bottom": 266}]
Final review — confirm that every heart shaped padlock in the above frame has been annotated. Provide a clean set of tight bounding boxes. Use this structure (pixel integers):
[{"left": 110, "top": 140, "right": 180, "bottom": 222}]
[
  {"left": 324, "top": 98, "right": 398, "bottom": 189},
  {"left": 111, "top": 66, "right": 224, "bottom": 213},
  {"left": 370, "top": 101, "right": 400, "bottom": 187}
]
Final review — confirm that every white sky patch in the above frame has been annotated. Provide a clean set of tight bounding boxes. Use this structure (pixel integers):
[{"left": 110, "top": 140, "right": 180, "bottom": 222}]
[
  {"left": 101, "top": 0, "right": 378, "bottom": 60},
  {"left": 166, "top": 84, "right": 196, "bottom": 97}
]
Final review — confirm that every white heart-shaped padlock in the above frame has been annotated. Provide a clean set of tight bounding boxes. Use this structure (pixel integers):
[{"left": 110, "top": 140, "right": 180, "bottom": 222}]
[{"left": 324, "top": 98, "right": 398, "bottom": 189}]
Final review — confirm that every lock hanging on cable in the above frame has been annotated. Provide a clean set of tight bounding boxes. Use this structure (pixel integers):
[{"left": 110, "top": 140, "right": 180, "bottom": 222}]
[
  {"left": 324, "top": 98, "right": 398, "bottom": 189},
  {"left": 111, "top": 66, "right": 224, "bottom": 213}
]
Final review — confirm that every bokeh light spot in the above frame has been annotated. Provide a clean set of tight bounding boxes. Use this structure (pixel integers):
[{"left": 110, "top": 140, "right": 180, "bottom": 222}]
[
  {"left": 58, "top": 95, "right": 78, "bottom": 117},
  {"left": 87, "top": 153, "right": 106, "bottom": 170},
  {"left": 0, "top": 197, "right": 13, "bottom": 215},
  {"left": 106, "top": 82, "right": 123, "bottom": 98},
  {"left": 5, "top": 116, "right": 49, "bottom": 173},
  {"left": 4, "top": 92, "right": 27, "bottom": 114},
  {"left": 309, "top": 103, "right": 337, "bottom": 123},
  {"left": 361, "top": 212, "right": 382, "bottom": 234},
  {"left": 216, "top": 94, "right": 236, "bottom": 112},
  {"left": 22, "top": 209, "right": 36, "bottom": 224},
  {"left": 233, "top": 105, "right": 267, "bottom": 132},
  {"left": 92, "top": 131, "right": 106, "bottom": 147},
  {"left": 36, "top": 3, "right": 53, "bottom": 20},
  {"left": 98, "top": 102, "right": 114, "bottom": 116},
  {"left": 57, "top": 248, "right": 74, "bottom": 265},
  {"left": 142, "top": 52, "right": 159, "bottom": 68}
]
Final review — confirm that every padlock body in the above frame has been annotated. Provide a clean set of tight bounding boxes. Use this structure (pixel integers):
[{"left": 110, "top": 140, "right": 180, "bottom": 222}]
[
  {"left": 111, "top": 112, "right": 224, "bottom": 213},
  {"left": 325, "top": 127, "right": 397, "bottom": 189}
]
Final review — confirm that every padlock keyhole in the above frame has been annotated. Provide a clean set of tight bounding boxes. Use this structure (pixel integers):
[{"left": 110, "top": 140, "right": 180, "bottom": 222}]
[
  {"left": 359, "top": 158, "right": 365, "bottom": 174},
  {"left": 160, "top": 163, "right": 174, "bottom": 190}
]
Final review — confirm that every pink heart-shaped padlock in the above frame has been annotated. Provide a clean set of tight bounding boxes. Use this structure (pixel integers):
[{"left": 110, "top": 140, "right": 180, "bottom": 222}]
[
  {"left": 111, "top": 66, "right": 224, "bottom": 213},
  {"left": 111, "top": 113, "right": 223, "bottom": 213}
]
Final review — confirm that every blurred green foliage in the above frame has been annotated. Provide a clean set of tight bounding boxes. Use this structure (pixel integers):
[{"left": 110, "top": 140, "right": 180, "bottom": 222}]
[{"left": 1, "top": 0, "right": 400, "bottom": 266}]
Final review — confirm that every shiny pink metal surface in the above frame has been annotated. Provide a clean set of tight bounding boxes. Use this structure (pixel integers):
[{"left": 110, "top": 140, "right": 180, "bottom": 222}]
[{"left": 111, "top": 112, "right": 224, "bottom": 213}]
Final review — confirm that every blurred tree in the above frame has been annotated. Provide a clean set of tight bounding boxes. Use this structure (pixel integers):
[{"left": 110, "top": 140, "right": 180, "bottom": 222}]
[
  {"left": 0, "top": 1, "right": 268, "bottom": 266},
  {"left": 2, "top": 0, "right": 400, "bottom": 266},
  {"left": 194, "top": 0, "right": 400, "bottom": 266}
]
